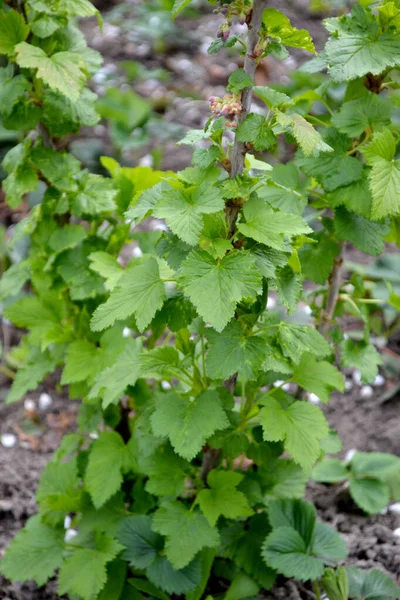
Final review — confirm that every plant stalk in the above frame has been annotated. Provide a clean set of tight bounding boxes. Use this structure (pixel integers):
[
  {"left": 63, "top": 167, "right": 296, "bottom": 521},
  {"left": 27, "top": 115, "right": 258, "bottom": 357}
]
[{"left": 319, "top": 248, "right": 344, "bottom": 337}]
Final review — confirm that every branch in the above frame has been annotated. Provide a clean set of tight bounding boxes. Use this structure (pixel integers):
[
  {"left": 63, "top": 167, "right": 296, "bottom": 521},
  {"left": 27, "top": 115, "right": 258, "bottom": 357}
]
[
  {"left": 319, "top": 249, "right": 344, "bottom": 338},
  {"left": 225, "top": 0, "right": 268, "bottom": 238}
]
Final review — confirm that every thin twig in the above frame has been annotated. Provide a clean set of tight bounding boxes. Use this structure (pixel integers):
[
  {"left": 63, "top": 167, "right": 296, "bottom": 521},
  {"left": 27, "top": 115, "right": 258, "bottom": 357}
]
[{"left": 319, "top": 247, "right": 344, "bottom": 337}]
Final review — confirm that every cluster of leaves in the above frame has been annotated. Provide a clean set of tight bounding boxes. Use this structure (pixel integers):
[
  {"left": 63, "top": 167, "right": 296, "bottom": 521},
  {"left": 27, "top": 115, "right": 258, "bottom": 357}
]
[{"left": 1, "top": 1, "right": 400, "bottom": 599}]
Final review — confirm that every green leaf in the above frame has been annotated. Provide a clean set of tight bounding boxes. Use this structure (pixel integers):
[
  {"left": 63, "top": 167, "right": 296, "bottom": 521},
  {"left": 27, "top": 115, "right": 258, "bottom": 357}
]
[
  {"left": 299, "top": 234, "right": 340, "bottom": 285},
  {"left": 0, "top": 516, "right": 64, "bottom": 585},
  {"left": 259, "top": 398, "right": 329, "bottom": 471},
  {"left": 350, "top": 451, "right": 400, "bottom": 478},
  {"left": 179, "top": 249, "right": 262, "bottom": 332},
  {"left": 171, "top": 0, "right": 194, "bottom": 19},
  {"left": 117, "top": 515, "right": 163, "bottom": 569},
  {"left": 274, "top": 266, "right": 303, "bottom": 315},
  {"left": 0, "top": 68, "right": 30, "bottom": 116},
  {"left": 262, "top": 526, "right": 324, "bottom": 581},
  {"left": 36, "top": 459, "right": 81, "bottom": 518},
  {"left": 7, "top": 350, "right": 56, "bottom": 404},
  {"left": 340, "top": 340, "right": 382, "bottom": 384},
  {"left": 349, "top": 478, "right": 390, "bottom": 514},
  {"left": 262, "top": 8, "right": 315, "bottom": 53},
  {"left": 253, "top": 86, "right": 293, "bottom": 108},
  {"left": 324, "top": 7, "right": 400, "bottom": 82},
  {"left": 292, "top": 353, "right": 345, "bottom": 403},
  {"left": 238, "top": 197, "right": 312, "bottom": 251},
  {"left": 362, "top": 130, "right": 400, "bottom": 220},
  {"left": 85, "top": 432, "right": 135, "bottom": 508},
  {"left": 347, "top": 566, "right": 400, "bottom": 600},
  {"left": 97, "top": 560, "right": 127, "bottom": 600},
  {"left": 297, "top": 153, "right": 363, "bottom": 193},
  {"left": 153, "top": 183, "right": 224, "bottom": 246},
  {"left": 140, "top": 346, "right": 183, "bottom": 380},
  {"left": 328, "top": 176, "right": 373, "bottom": 218},
  {"left": 312, "top": 521, "right": 347, "bottom": 562},
  {"left": 278, "top": 323, "right": 332, "bottom": 364},
  {"left": 321, "top": 567, "right": 349, "bottom": 600},
  {"left": 332, "top": 93, "right": 392, "bottom": 137},
  {"left": 0, "top": 9, "right": 29, "bottom": 55},
  {"left": 197, "top": 470, "right": 253, "bottom": 526},
  {"left": 89, "top": 338, "right": 142, "bottom": 408},
  {"left": 151, "top": 390, "right": 229, "bottom": 461},
  {"left": 43, "top": 88, "right": 100, "bottom": 136},
  {"left": 225, "top": 573, "right": 260, "bottom": 600},
  {"left": 334, "top": 207, "right": 389, "bottom": 255},
  {"left": 30, "top": 144, "right": 81, "bottom": 191},
  {"left": 0, "top": 260, "right": 31, "bottom": 301},
  {"left": 267, "top": 498, "right": 316, "bottom": 547},
  {"left": 275, "top": 111, "right": 332, "bottom": 157},
  {"left": 49, "top": 224, "right": 86, "bottom": 253},
  {"left": 236, "top": 114, "right": 276, "bottom": 151},
  {"left": 91, "top": 257, "right": 166, "bottom": 332},
  {"left": 15, "top": 42, "right": 86, "bottom": 101},
  {"left": 206, "top": 321, "right": 267, "bottom": 380},
  {"left": 89, "top": 251, "right": 124, "bottom": 291},
  {"left": 152, "top": 500, "right": 219, "bottom": 569},
  {"left": 58, "top": 534, "right": 123, "bottom": 599},
  {"left": 227, "top": 69, "right": 253, "bottom": 94},
  {"left": 312, "top": 459, "right": 348, "bottom": 483},
  {"left": 147, "top": 555, "right": 202, "bottom": 594},
  {"left": 72, "top": 172, "right": 118, "bottom": 216},
  {"left": 144, "top": 445, "right": 189, "bottom": 498}
]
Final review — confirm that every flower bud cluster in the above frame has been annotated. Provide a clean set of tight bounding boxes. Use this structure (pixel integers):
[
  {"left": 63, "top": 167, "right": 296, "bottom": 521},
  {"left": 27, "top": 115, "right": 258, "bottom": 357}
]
[
  {"left": 213, "top": 1, "right": 251, "bottom": 42},
  {"left": 209, "top": 93, "right": 242, "bottom": 127}
]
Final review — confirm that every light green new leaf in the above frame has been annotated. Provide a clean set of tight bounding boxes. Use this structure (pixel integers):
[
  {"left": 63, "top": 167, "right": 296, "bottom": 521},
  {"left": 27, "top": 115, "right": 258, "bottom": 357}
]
[
  {"left": 73, "top": 172, "right": 118, "bottom": 216},
  {"left": 61, "top": 340, "right": 101, "bottom": 385},
  {"left": 91, "top": 257, "right": 166, "bottom": 332},
  {"left": 153, "top": 182, "right": 224, "bottom": 245},
  {"left": 349, "top": 478, "right": 390, "bottom": 515},
  {"left": 238, "top": 197, "right": 312, "bottom": 251},
  {"left": 0, "top": 515, "right": 64, "bottom": 586},
  {"left": 368, "top": 156, "right": 400, "bottom": 220},
  {"left": 140, "top": 346, "right": 185, "bottom": 380},
  {"left": 275, "top": 111, "right": 332, "bottom": 157},
  {"left": 15, "top": 42, "right": 86, "bottom": 101},
  {"left": 7, "top": 351, "right": 56, "bottom": 404},
  {"left": 0, "top": 9, "right": 29, "bottom": 55},
  {"left": 324, "top": 8, "right": 400, "bottom": 81},
  {"left": 313, "top": 459, "right": 349, "bottom": 483},
  {"left": 152, "top": 500, "right": 219, "bottom": 569},
  {"left": 206, "top": 321, "right": 267, "bottom": 380},
  {"left": 340, "top": 340, "right": 382, "bottom": 384},
  {"left": 171, "top": 0, "right": 194, "bottom": 19},
  {"left": 197, "top": 470, "right": 253, "bottom": 526},
  {"left": 0, "top": 260, "right": 31, "bottom": 301},
  {"left": 227, "top": 69, "right": 253, "bottom": 94},
  {"left": 151, "top": 390, "right": 229, "bottom": 460},
  {"left": 37, "top": 459, "right": 82, "bottom": 518},
  {"left": 253, "top": 86, "right": 293, "bottom": 108},
  {"left": 179, "top": 249, "right": 262, "bottom": 332},
  {"left": 259, "top": 398, "right": 329, "bottom": 471},
  {"left": 89, "top": 251, "right": 124, "bottom": 291},
  {"left": 85, "top": 431, "right": 135, "bottom": 508},
  {"left": 293, "top": 353, "right": 345, "bottom": 403},
  {"left": 89, "top": 338, "right": 142, "bottom": 408},
  {"left": 262, "top": 8, "right": 315, "bottom": 53},
  {"left": 278, "top": 323, "right": 332, "bottom": 364},
  {"left": 58, "top": 535, "right": 123, "bottom": 599}
]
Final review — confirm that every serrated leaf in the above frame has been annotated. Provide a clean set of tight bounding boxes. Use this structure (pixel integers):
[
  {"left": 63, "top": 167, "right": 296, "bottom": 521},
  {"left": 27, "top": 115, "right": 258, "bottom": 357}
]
[
  {"left": 0, "top": 260, "right": 31, "bottom": 301},
  {"left": 72, "top": 172, "right": 118, "bottom": 215},
  {"left": 325, "top": 7, "right": 400, "bottom": 81},
  {"left": 147, "top": 555, "right": 202, "bottom": 594},
  {"left": 89, "top": 251, "right": 123, "bottom": 291},
  {"left": 267, "top": 498, "right": 316, "bottom": 547},
  {"left": 293, "top": 353, "right": 345, "bottom": 403},
  {"left": 253, "top": 86, "right": 293, "bottom": 108},
  {"left": 262, "top": 8, "right": 315, "bottom": 53},
  {"left": 236, "top": 113, "right": 276, "bottom": 151},
  {"left": 179, "top": 249, "right": 262, "bottom": 332},
  {"left": 36, "top": 459, "right": 82, "bottom": 521},
  {"left": 278, "top": 323, "right": 332, "bottom": 364},
  {"left": 0, "top": 515, "right": 64, "bottom": 585},
  {"left": 312, "top": 521, "right": 347, "bottom": 562},
  {"left": 91, "top": 257, "right": 166, "bottom": 332},
  {"left": 151, "top": 390, "right": 229, "bottom": 461},
  {"left": 259, "top": 398, "right": 329, "bottom": 471},
  {"left": 340, "top": 340, "right": 382, "bottom": 384},
  {"left": 238, "top": 197, "right": 312, "bottom": 251},
  {"left": 171, "top": 0, "right": 194, "bottom": 19},
  {"left": 15, "top": 42, "right": 86, "bottom": 101},
  {"left": 30, "top": 144, "right": 81, "bottom": 192},
  {"left": 227, "top": 69, "right": 253, "bottom": 93},
  {"left": 0, "top": 68, "right": 30, "bottom": 116},
  {"left": 197, "top": 470, "right": 253, "bottom": 526},
  {"left": 297, "top": 150, "right": 363, "bottom": 192},
  {"left": 43, "top": 88, "right": 100, "bottom": 136},
  {"left": 274, "top": 266, "right": 303, "bottom": 314},
  {"left": 58, "top": 535, "right": 123, "bottom": 599},
  {"left": 0, "top": 9, "right": 29, "bottom": 55},
  {"left": 332, "top": 93, "right": 392, "bottom": 137},
  {"left": 349, "top": 478, "right": 390, "bottom": 514},
  {"left": 117, "top": 515, "right": 163, "bottom": 569},
  {"left": 206, "top": 321, "right": 267, "bottom": 380},
  {"left": 328, "top": 176, "right": 373, "bottom": 218},
  {"left": 49, "top": 224, "right": 86, "bottom": 253},
  {"left": 152, "top": 500, "right": 219, "bottom": 569},
  {"left": 347, "top": 566, "right": 400, "bottom": 600},
  {"left": 334, "top": 207, "right": 389, "bottom": 255},
  {"left": 153, "top": 182, "right": 224, "bottom": 246},
  {"left": 299, "top": 234, "right": 340, "bottom": 285},
  {"left": 275, "top": 111, "right": 332, "bottom": 157},
  {"left": 7, "top": 350, "right": 56, "bottom": 404},
  {"left": 61, "top": 340, "right": 101, "bottom": 385},
  {"left": 85, "top": 432, "right": 135, "bottom": 508}
]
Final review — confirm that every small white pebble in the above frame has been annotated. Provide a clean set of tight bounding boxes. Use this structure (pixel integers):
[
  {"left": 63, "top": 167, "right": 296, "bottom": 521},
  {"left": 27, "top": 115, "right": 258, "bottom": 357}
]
[
  {"left": 345, "top": 379, "right": 353, "bottom": 392},
  {"left": 39, "top": 393, "right": 52, "bottom": 411},
  {"left": 389, "top": 502, "right": 400, "bottom": 514},
  {"left": 302, "top": 305, "right": 312, "bottom": 315},
  {"left": 360, "top": 385, "right": 373, "bottom": 399},
  {"left": 352, "top": 370, "right": 362, "bottom": 385},
  {"left": 132, "top": 246, "right": 143, "bottom": 258},
  {"left": 373, "top": 374, "right": 385, "bottom": 387},
  {"left": 345, "top": 448, "right": 357, "bottom": 463},
  {"left": 380, "top": 508, "right": 388, "bottom": 515},
  {"left": 282, "top": 383, "right": 291, "bottom": 392},
  {"left": 343, "top": 332, "right": 349, "bottom": 340},
  {"left": 64, "top": 529, "right": 78, "bottom": 542},
  {"left": 153, "top": 223, "right": 168, "bottom": 232},
  {"left": 89, "top": 432, "right": 99, "bottom": 440},
  {"left": 273, "top": 380, "right": 285, "bottom": 387},
  {"left": 161, "top": 381, "right": 172, "bottom": 390},
  {"left": 393, "top": 528, "right": 400, "bottom": 538},
  {"left": 64, "top": 515, "right": 72, "bottom": 529},
  {"left": 267, "top": 297, "right": 276, "bottom": 309},
  {"left": 307, "top": 393, "right": 320, "bottom": 404},
  {"left": 138, "top": 154, "right": 154, "bottom": 167},
  {"left": 24, "top": 398, "right": 36, "bottom": 412},
  {"left": 1, "top": 433, "right": 17, "bottom": 448},
  {"left": 122, "top": 327, "right": 132, "bottom": 338}
]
